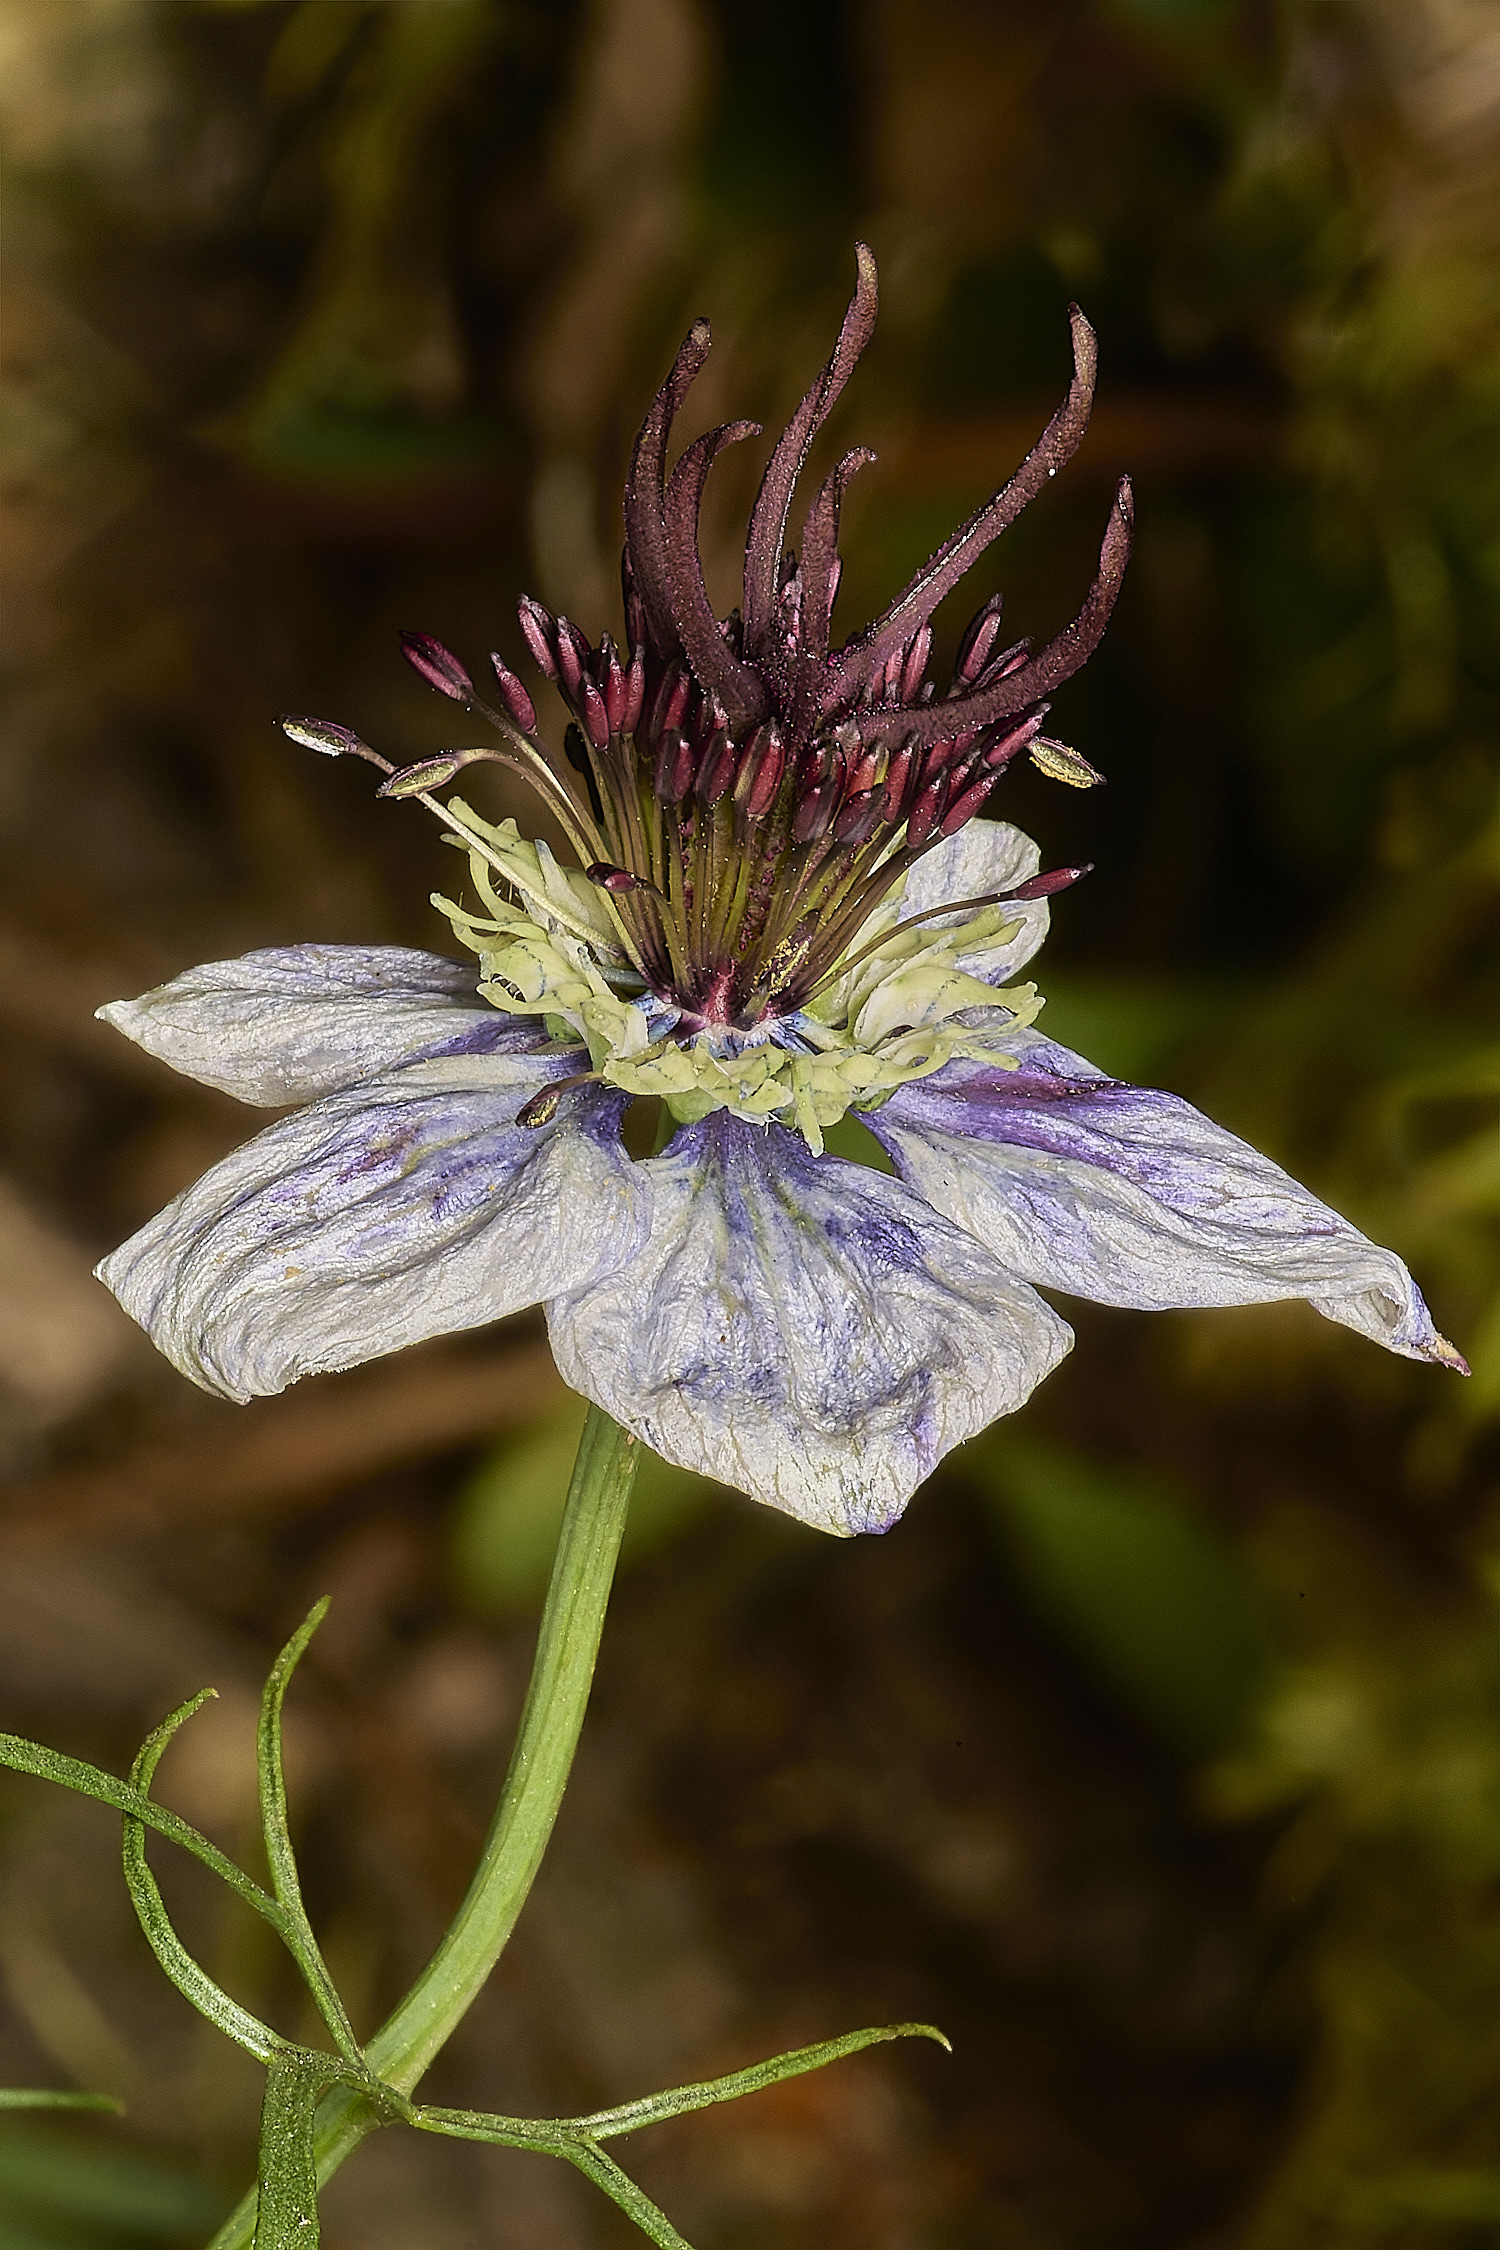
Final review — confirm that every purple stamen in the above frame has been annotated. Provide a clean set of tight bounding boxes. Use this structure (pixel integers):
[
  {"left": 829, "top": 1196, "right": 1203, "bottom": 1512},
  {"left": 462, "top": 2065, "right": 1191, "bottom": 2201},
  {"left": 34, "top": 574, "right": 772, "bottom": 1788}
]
[
  {"left": 952, "top": 595, "right": 1005, "bottom": 687},
  {"left": 587, "top": 862, "right": 657, "bottom": 894},
  {"left": 578, "top": 674, "right": 611, "bottom": 751},
  {"left": 622, "top": 645, "right": 647, "bottom": 735},
  {"left": 554, "top": 616, "right": 586, "bottom": 697},
  {"left": 517, "top": 597, "right": 560, "bottom": 680},
  {"left": 400, "top": 632, "right": 473, "bottom": 702},
  {"left": 298, "top": 247, "right": 1126, "bottom": 1040},
  {"left": 1008, "top": 862, "right": 1093, "bottom": 900},
  {"left": 279, "top": 715, "right": 378, "bottom": 762},
  {"left": 489, "top": 654, "right": 538, "bottom": 733}
]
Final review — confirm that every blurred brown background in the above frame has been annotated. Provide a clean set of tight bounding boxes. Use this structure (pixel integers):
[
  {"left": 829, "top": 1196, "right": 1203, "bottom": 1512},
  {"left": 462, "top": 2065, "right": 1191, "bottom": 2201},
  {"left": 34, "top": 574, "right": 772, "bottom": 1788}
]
[{"left": 2, "top": 1, "right": 1498, "bottom": 2244}]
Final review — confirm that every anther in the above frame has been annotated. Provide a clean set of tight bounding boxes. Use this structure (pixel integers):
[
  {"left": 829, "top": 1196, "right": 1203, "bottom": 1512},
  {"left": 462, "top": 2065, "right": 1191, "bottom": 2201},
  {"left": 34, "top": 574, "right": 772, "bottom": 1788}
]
[
  {"left": 488, "top": 654, "right": 538, "bottom": 733},
  {"left": 400, "top": 632, "right": 473, "bottom": 702},
  {"left": 833, "top": 788, "right": 881, "bottom": 845},
  {"left": 600, "top": 637, "right": 629, "bottom": 732},
  {"left": 1006, "top": 862, "right": 1094, "bottom": 900},
  {"left": 377, "top": 749, "right": 498, "bottom": 797},
  {"left": 1029, "top": 737, "right": 1105, "bottom": 788},
  {"left": 516, "top": 1070, "right": 600, "bottom": 1130},
  {"left": 905, "top": 774, "right": 949, "bottom": 848},
  {"left": 690, "top": 694, "right": 725, "bottom": 755},
  {"left": 279, "top": 714, "right": 381, "bottom": 763},
  {"left": 656, "top": 729, "right": 695, "bottom": 805},
  {"left": 796, "top": 742, "right": 826, "bottom": 798},
  {"left": 517, "top": 597, "right": 559, "bottom": 680},
  {"left": 971, "top": 637, "right": 1031, "bottom": 689},
  {"left": 696, "top": 725, "right": 739, "bottom": 807},
  {"left": 937, "top": 772, "right": 995, "bottom": 836},
  {"left": 648, "top": 666, "right": 691, "bottom": 746},
  {"left": 880, "top": 740, "right": 914, "bottom": 818},
  {"left": 792, "top": 782, "right": 835, "bottom": 844},
  {"left": 622, "top": 645, "right": 646, "bottom": 735},
  {"left": 737, "top": 723, "right": 785, "bottom": 819},
  {"left": 668, "top": 730, "right": 697, "bottom": 802},
  {"left": 898, "top": 623, "right": 933, "bottom": 705},
  {"left": 586, "top": 861, "right": 656, "bottom": 894},
  {"left": 578, "top": 674, "right": 611, "bottom": 751},
  {"left": 554, "top": 616, "right": 587, "bottom": 697},
  {"left": 952, "top": 594, "right": 1004, "bottom": 688},
  {"left": 915, "top": 742, "right": 951, "bottom": 792},
  {"left": 982, "top": 710, "right": 1048, "bottom": 769}
]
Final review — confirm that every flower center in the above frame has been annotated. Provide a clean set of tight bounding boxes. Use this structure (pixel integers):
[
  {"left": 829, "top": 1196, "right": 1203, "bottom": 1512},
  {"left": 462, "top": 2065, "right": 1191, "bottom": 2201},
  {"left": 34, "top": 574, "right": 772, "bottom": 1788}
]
[
  {"left": 280, "top": 246, "right": 1129, "bottom": 1149},
  {"left": 429, "top": 802, "right": 1055, "bottom": 1155},
  {"left": 466, "top": 605, "right": 1073, "bottom": 1041}
]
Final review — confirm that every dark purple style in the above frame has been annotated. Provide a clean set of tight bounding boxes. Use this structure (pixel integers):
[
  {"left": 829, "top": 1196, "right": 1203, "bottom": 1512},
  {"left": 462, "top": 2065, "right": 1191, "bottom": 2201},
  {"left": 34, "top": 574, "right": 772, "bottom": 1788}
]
[{"left": 303, "top": 244, "right": 1129, "bottom": 1038}]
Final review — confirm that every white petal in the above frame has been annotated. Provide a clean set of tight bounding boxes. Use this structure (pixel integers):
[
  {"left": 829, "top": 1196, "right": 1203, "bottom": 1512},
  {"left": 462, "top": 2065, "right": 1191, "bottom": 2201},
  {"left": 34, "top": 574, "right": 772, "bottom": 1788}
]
[
  {"left": 547, "top": 1112, "right": 1072, "bottom": 1536},
  {"left": 98, "top": 1060, "right": 648, "bottom": 1401},
  {"left": 97, "top": 945, "right": 541, "bottom": 1106},
  {"left": 898, "top": 819, "right": 1049, "bottom": 982},
  {"left": 871, "top": 1031, "right": 1464, "bottom": 1368}
]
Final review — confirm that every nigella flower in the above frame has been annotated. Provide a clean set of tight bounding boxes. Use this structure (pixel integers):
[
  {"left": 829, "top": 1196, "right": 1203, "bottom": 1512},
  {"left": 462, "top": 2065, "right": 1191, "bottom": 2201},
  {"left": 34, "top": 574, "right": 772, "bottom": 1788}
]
[{"left": 97, "top": 249, "right": 1465, "bottom": 1535}]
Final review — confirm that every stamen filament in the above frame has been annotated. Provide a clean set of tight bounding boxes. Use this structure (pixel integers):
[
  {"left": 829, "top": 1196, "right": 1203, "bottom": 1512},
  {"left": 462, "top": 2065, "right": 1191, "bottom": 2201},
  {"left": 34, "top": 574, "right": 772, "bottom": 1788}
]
[{"left": 797, "top": 880, "right": 1042, "bottom": 1005}]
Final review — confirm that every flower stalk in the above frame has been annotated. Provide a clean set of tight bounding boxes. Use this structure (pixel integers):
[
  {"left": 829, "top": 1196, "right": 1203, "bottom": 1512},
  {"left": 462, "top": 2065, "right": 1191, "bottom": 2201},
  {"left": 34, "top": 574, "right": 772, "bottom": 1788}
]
[
  {"left": 207, "top": 1401, "right": 642, "bottom": 2250},
  {"left": 1, "top": 1403, "right": 944, "bottom": 2249}
]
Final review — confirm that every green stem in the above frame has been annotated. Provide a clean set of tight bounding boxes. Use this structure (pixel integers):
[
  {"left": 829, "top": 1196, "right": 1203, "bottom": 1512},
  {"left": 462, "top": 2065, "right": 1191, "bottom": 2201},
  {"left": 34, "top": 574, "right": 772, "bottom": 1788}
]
[{"left": 206, "top": 1403, "right": 640, "bottom": 2250}]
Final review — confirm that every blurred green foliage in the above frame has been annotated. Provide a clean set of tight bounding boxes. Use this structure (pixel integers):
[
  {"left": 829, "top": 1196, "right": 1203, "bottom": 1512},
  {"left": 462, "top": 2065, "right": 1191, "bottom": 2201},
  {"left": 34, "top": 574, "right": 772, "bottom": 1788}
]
[
  {"left": 0, "top": 2120, "right": 224, "bottom": 2249},
  {"left": 973, "top": 1435, "right": 1271, "bottom": 1755},
  {"left": 453, "top": 1400, "right": 717, "bottom": 1614}
]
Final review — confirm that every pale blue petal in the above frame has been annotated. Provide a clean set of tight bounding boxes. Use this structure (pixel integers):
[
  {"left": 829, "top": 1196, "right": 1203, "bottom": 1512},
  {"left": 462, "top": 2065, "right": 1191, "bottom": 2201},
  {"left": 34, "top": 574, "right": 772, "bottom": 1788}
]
[
  {"left": 98, "top": 945, "right": 551, "bottom": 1106},
  {"left": 98, "top": 1057, "right": 646, "bottom": 1401},
  {"left": 898, "top": 819, "right": 1049, "bottom": 982},
  {"left": 870, "top": 1029, "right": 1464, "bottom": 1368},
  {"left": 547, "top": 1112, "right": 1072, "bottom": 1536}
]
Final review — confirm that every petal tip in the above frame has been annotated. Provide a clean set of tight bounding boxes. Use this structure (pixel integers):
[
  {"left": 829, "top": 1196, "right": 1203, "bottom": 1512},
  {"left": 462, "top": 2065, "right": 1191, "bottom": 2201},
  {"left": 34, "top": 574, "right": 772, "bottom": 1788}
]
[{"left": 1428, "top": 1332, "right": 1471, "bottom": 1376}]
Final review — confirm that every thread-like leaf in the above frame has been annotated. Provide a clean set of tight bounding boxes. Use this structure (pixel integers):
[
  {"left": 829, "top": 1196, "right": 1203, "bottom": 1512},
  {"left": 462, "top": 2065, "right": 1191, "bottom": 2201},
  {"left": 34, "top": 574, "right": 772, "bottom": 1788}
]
[
  {"left": 410, "top": 2106, "right": 567, "bottom": 2155},
  {"left": 413, "top": 2110, "right": 695, "bottom": 2250},
  {"left": 411, "top": 2021, "right": 948, "bottom": 2250},
  {"left": 124, "top": 1698, "right": 281, "bottom": 2063},
  {"left": 0, "top": 2090, "right": 124, "bottom": 2113},
  {"left": 562, "top": 2142, "right": 696, "bottom": 2250},
  {"left": 0, "top": 1730, "right": 279, "bottom": 1927},
  {"left": 576, "top": 2020, "right": 950, "bottom": 2139},
  {"left": 257, "top": 1602, "right": 363, "bottom": 2068}
]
